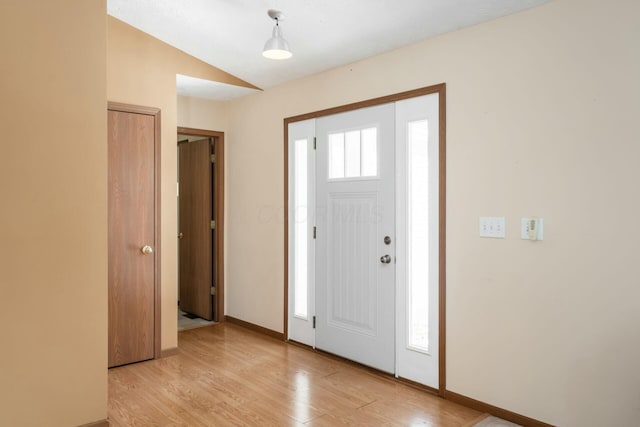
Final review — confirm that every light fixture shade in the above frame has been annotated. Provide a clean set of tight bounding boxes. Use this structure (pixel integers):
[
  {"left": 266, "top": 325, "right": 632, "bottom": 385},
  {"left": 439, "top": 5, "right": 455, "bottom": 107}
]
[{"left": 263, "top": 25, "right": 292, "bottom": 59}]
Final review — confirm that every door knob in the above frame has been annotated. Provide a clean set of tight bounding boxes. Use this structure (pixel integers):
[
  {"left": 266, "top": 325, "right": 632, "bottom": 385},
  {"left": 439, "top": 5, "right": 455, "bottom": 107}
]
[
  {"left": 380, "top": 254, "right": 391, "bottom": 264},
  {"left": 178, "top": 232, "right": 184, "bottom": 239},
  {"left": 141, "top": 245, "right": 154, "bottom": 255}
]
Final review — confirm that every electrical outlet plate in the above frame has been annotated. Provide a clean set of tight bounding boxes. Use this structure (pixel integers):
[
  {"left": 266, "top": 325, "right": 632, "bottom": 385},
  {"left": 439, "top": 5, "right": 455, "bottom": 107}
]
[
  {"left": 479, "top": 217, "right": 506, "bottom": 238},
  {"left": 521, "top": 217, "right": 544, "bottom": 240}
]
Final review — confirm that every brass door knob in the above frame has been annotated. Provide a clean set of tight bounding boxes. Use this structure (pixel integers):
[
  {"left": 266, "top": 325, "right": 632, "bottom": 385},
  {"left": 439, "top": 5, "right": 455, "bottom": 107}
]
[{"left": 141, "top": 245, "right": 154, "bottom": 255}]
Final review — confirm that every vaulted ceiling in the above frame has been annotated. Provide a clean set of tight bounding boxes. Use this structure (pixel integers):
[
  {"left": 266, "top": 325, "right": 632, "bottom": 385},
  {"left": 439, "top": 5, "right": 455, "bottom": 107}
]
[{"left": 108, "top": 0, "right": 551, "bottom": 99}]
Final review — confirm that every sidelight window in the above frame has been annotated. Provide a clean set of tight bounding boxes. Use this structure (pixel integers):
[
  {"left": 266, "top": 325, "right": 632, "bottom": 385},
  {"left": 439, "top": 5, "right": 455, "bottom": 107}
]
[
  {"left": 407, "top": 119, "right": 430, "bottom": 352},
  {"left": 293, "top": 138, "right": 308, "bottom": 319}
]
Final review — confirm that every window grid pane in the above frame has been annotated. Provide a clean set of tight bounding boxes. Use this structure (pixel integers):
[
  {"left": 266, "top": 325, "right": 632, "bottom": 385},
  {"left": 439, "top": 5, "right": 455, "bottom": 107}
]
[
  {"left": 345, "top": 130, "right": 361, "bottom": 178},
  {"left": 328, "top": 127, "right": 377, "bottom": 179},
  {"left": 361, "top": 127, "right": 377, "bottom": 177},
  {"left": 328, "top": 133, "right": 345, "bottom": 179}
]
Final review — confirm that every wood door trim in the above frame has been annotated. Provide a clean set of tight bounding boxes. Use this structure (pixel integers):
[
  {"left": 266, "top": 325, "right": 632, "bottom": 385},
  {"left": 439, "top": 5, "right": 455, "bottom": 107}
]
[
  {"left": 283, "top": 122, "right": 289, "bottom": 341},
  {"left": 284, "top": 84, "right": 446, "bottom": 123},
  {"left": 176, "top": 126, "right": 225, "bottom": 322},
  {"left": 108, "top": 101, "right": 162, "bottom": 361},
  {"left": 283, "top": 83, "right": 447, "bottom": 394},
  {"left": 178, "top": 127, "right": 224, "bottom": 138},
  {"left": 109, "top": 102, "right": 160, "bottom": 117},
  {"left": 438, "top": 85, "right": 447, "bottom": 396}
]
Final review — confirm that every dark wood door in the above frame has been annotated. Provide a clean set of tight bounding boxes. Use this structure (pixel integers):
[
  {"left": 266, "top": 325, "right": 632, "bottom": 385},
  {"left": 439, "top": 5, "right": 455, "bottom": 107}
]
[
  {"left": 178, "top": 138, "right": 213, "bottom": 320},
  {"left": 108, "top": 109, "right": 156, "bottom": 368}
]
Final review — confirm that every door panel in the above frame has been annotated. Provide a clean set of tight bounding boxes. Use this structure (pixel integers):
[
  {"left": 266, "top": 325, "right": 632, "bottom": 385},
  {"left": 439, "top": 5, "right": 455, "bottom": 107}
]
[
  {"left": 108, "top": 110, "right": 156, "bottom": 368},
  {"left": 327, "top": 193, "right": 378, "bottom": 334},
  {"left": 178, "top": 138, "right": 213, "bottom": 320},
  {"left": 315, "top": 103, "right": 395, "bottom": 373}
]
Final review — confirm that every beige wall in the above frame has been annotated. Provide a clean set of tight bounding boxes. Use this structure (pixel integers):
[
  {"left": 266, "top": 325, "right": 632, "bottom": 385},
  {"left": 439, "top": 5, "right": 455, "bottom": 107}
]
[
  {"left": 0, "top": 1, "right": 108, "bottom": 426},
  {"left": 178, "top": 95, "right": 229, "bottom": 132},
  {"left": 107, "top": 18, "right": 253, "bottom": 349},
  {"left": 225, "top": 0, "right": 640, "bottom": 424}
]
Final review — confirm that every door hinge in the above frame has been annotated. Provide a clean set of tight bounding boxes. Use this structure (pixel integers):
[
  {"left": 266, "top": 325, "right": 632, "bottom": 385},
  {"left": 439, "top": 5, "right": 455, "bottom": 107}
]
[
  {"left": 211, "top": 220, "right": 216, "bottom": 230},
  {"left": 211, "top": 286, "right": 215, "bottom": 296},
  {"left": 211, "top": 154, "right": 216, "bottom": 163},
  {"left": 313, "top": 226, "right": 316, "bottom": 239},
  {"left": 313, "top": 137, "right": 316, "bottom": 150},
  {"left": 312, "top": 315, "right": 316, "bottom": 329}
]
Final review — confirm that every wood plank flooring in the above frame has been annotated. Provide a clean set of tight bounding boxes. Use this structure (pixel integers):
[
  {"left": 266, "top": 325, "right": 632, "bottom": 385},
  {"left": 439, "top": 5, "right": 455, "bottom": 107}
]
[{"left": 108, "top": 323, "right": 484, "bottom": 426}]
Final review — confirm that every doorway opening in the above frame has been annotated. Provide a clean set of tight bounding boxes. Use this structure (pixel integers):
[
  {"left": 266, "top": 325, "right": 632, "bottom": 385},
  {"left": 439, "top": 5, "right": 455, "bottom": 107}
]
[
  {"left": 177, "top": 127, "right": 225, "bottom": 329},
  {"left": 284, "top": 84, "right": 446, "bottom": 394}
]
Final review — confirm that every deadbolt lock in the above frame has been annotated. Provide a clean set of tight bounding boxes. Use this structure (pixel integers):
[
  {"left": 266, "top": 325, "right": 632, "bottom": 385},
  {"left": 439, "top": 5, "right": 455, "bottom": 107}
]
[{"left": 384, "top": 236, "right": 391, "bottom": 245}]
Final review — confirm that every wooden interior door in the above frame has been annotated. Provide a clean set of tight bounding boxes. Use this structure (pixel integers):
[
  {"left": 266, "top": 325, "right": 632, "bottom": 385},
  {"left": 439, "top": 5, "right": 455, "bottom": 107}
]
[
  {"left": 108, "top": 106, "right": 159, "bottom": 368},
  {"left": 178, "top": 138, "right": 213, "bottom": 320}
]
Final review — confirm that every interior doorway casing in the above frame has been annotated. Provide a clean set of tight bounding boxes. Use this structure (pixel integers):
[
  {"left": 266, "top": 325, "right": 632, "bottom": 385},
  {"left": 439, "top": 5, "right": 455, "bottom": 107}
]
[
  {"left": 283, "top": 83, "right": 447, "bottom": 395},
  {"left": 177, "top": 126, "right": 225, "bottom": 322}
]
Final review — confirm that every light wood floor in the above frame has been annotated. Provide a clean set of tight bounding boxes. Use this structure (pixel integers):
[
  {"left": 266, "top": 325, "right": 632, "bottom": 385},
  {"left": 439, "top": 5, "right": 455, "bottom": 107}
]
[{"left": 108, "top": 323, "right": 486, "bottom": 426}]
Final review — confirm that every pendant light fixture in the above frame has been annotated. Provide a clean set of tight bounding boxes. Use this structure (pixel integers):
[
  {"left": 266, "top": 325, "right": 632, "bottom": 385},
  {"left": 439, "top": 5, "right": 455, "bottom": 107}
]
[{"left": 263, "top": 10, "right": 292, "bottom": 60}]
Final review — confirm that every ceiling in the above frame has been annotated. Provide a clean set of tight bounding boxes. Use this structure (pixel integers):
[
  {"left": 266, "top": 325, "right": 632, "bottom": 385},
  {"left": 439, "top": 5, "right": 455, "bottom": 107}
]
[{"left": 108, "top": 0, "right": 551, "bottom": 100}]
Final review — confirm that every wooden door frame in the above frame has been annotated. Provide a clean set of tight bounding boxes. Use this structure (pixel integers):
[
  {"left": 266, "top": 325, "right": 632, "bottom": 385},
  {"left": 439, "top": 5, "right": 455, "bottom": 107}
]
[
  {"left": 108, "top": 101, "right": 162, "bottom": 360},
  {"left": 283, "top": 83, "right": 447, "bottom": 396},
  {"left": 177, "top": 126, "right": 225, "bottom": 322}
]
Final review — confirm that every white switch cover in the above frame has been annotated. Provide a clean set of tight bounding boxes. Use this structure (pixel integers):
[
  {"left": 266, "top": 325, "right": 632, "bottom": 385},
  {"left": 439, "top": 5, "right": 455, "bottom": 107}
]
[
  {"left": 521, "top": 218, "right": 544, "bottom": 240},
  {"left": 479, "top": 217, "right": 506, "bottom": 238}
]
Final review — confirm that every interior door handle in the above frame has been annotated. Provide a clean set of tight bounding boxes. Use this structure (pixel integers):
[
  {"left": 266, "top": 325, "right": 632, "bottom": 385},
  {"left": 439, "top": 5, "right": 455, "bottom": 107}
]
[
  {"left": 380, "top": 254, "right": 391, "bottom": 264},
  {"left": 141, "top": 245, "right": 154, "bottom": 255}
]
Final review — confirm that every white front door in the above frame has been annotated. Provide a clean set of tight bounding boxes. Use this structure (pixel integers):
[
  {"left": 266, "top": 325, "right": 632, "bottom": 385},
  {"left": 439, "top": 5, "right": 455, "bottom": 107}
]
[
  {"left": 287, "top": 90, "right": 442, "bottom": 388},
  {"left": 315, "top": 103, "right": 396, "bottom": 373}
]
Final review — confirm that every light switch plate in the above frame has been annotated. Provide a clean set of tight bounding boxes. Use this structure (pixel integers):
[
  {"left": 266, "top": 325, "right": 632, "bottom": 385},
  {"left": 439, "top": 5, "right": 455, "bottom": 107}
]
[{"left": 479, "top": 217, "right": 506, "bottom": 238}]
